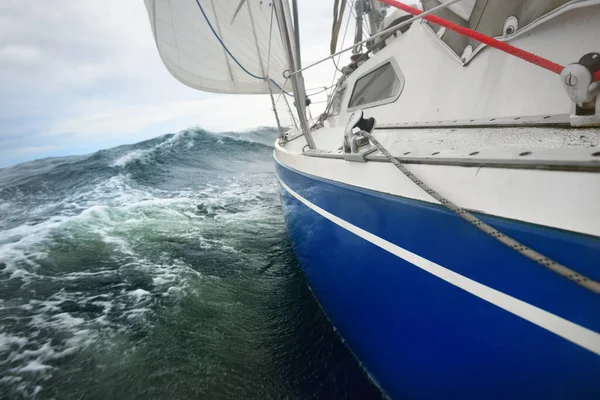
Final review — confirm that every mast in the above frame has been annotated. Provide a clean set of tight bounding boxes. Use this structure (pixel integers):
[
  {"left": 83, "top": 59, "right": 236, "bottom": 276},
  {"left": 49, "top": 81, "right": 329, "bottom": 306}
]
[
  {"left": 274, "top": 0, "right": 316, "bottom": 149},
  {"left": 353, "top": 0, "right": 364, "bottom": 54},
  {"left": 367, "top": 0, "right": 384, "bottom": 35},
  {"left": 291, "top": 0, "right": 303, "bottom": 70}
]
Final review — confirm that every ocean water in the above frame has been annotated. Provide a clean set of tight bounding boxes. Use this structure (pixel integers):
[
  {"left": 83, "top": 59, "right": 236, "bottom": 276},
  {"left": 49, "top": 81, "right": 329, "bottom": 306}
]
[{"left": 0, "top": 128, "right": 381, "bottom": 399}]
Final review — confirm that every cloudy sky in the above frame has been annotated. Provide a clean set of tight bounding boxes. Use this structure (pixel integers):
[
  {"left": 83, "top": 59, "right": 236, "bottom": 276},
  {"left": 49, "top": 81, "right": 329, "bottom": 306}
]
[{"left": 0, "top": 1, "right": 345, "bottom": 167}]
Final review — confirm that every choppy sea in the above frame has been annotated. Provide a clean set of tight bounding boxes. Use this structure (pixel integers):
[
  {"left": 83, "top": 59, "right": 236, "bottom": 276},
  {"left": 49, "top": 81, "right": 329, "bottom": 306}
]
[{"left": 0, "top": 127, "right": 381, "bottom": 399}]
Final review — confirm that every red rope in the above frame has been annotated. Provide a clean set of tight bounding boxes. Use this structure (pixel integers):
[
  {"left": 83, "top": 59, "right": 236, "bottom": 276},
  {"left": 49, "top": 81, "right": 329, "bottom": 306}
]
[{"left": 379, "top": 0, "right": 600, "bottom": 82}]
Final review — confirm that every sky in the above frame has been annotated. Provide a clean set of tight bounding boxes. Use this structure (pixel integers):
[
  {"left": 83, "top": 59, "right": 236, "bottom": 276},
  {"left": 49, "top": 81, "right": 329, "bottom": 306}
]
[{"left": 0, "top": 0, "right": 344, "bottom": 167}]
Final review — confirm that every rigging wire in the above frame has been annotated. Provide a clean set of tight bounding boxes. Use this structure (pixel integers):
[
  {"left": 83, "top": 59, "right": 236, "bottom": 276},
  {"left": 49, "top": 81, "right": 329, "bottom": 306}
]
[
  {"left": 274, "top": 77, "right": 291, "bottom": 106},
  {"left": 316, "top": 0, "right": 355, "bottom": 120},
  {"left": 331, "top": 0, "right": 355, "bottom": 88},
  {"left": 306, "top": 84, "right": 336, "bottom": 96},
  {"left": 265, "top": 3, "right": 285, "bottom": 134},
  {"left": 193, "top": 0, "right": 293, "bottom": 96},
  {"left": 291, "top": 0, "right": 462, "bottom": 76},
  {"left": 265, "top": 2, "right": 274, "bottom": 81},
  {"left": 330, "top": 0, "right": 348, "bottom": 55},
  {"left": 349, "top": 0, "right": 371, "bottom": 41}
]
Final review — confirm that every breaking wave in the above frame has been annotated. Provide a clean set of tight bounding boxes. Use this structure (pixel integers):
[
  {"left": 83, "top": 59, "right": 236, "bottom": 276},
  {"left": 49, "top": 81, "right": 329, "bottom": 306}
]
[{"left": 0, "top": 127, "right": 379, "bottom": 399}]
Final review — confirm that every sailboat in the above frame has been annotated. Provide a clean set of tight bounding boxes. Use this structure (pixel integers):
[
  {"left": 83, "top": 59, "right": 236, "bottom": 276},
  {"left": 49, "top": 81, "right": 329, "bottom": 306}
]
[{"left": 144, "top": 0, "right": 600, "bottom": 398}]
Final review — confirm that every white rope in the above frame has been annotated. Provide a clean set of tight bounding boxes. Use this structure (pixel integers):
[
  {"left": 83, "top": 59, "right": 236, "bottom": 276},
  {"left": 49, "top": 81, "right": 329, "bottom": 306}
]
[{"left": 361, "top": 130, "right": 600, "bottom": 294}]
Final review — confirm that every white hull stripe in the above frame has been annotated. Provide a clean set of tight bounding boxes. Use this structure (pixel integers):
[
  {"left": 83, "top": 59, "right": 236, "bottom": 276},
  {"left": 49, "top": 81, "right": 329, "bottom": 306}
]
[{"left": 276, "top": 174, "right": 600, "bottom": 356}]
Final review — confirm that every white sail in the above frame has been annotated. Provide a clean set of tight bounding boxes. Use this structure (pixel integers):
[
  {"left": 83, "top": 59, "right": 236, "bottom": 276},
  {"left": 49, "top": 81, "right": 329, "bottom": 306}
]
[{"left": 144, "top": 0, "right": 291, "bottom": 94}]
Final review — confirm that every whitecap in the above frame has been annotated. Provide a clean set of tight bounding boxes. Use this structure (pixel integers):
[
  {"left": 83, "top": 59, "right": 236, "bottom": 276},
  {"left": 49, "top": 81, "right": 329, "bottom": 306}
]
[
  {"left": 110, "top": 130, "right": 188, "bottom": 168},
  {"left": 110, "top": 149, "right": 151, "bottom": 167},
  {"left": 128, "top": 289, "right": 151, "bottom": 303},
  {"left": 0, "top": 333, "right": 28, "bottom": 352},
  {"left": 10, "top": 359, "right": 53, "bottom": 374}
]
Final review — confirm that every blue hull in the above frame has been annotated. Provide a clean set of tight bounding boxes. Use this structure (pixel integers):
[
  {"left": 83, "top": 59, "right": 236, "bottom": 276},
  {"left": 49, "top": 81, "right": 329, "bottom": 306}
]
[{"left": 275, "top": 160, "right": 600, "bottom": 399}]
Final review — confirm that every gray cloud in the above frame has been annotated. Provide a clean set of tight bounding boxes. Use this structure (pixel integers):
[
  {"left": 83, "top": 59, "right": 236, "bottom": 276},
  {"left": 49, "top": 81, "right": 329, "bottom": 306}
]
[{"left": 0, "top": 0, "right": 348, "bottom": 167}]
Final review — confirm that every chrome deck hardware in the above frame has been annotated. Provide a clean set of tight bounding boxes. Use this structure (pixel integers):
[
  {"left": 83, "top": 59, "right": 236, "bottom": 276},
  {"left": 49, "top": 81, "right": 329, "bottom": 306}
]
[
  {"left": 343, "top": 110, "right": 377, "bottom": 162},
  {"left": 561, "top": 53, "right": 600, "bottom": 126}
]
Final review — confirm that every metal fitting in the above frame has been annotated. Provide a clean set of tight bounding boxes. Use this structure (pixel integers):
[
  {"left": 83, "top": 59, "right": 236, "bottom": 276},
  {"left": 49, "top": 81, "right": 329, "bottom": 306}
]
[{"left": 561, "top": 53, "right": 600, "bottom": 106}]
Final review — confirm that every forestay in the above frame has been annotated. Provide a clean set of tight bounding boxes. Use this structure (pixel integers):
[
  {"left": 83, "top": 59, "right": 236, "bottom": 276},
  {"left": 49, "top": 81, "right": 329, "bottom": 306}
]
[{"left": 144, "top": 0, "right": 291, "bottom": 94}]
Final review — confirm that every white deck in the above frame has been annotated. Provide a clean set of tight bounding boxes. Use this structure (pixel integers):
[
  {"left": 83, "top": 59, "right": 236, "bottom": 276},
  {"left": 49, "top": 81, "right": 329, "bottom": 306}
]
[{"left": 276, "top": 2, "right": 600, "bottom": 238}]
